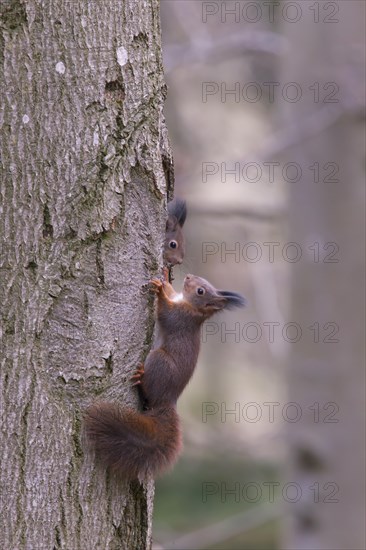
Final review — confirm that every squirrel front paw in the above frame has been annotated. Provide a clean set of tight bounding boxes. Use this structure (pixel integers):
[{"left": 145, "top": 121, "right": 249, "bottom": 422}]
[{"left": 149, "top": 278, "right": 163, "bottom": 294}]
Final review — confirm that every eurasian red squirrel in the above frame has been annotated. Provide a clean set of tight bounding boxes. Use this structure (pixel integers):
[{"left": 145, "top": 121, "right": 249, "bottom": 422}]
[
  {"left": 163, "top": 198, "right": 187, "bottom": 267},
  {"left": 84, "top": 270, "right": 246, "bottom": 480}
]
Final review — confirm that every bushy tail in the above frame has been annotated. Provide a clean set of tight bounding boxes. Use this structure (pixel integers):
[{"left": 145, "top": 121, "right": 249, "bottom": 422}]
[{"left": 84, "top": 402, "right": 182, "bottom": 479}]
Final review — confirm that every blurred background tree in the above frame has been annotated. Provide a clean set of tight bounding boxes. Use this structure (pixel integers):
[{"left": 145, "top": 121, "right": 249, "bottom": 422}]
[
  {"left": 154, "top": 2, "right": 365, "bottom": 549},
  {"left": 280, "top": 4, "right": 365, "bottom": 549}
]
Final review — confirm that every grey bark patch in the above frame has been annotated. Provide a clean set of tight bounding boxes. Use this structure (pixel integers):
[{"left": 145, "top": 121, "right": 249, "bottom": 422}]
[
  {"left": 43, "top": 203, "right": 54, "bottom": 239},
  {"left": 105, "top": 79, "right": 125, "bottom": 104},
  {"left": 0, "top": 0, "right": 171, "bottom": 547},
  {"left": 0, "top": 1, "right": 27, "bottom": 32}
]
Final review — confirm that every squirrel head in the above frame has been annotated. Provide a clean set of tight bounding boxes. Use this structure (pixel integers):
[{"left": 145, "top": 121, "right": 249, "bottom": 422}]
[
  {"left": 164, "top": 199, "right": 187, "bottom": 267},
  {"left": 182, "top": 274, "right": 246, "bottom": 317}
]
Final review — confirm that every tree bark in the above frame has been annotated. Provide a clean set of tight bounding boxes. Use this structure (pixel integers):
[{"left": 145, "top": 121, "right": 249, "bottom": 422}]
[{"left": 0, "top": 1, "right": 172, "bottom": 548}]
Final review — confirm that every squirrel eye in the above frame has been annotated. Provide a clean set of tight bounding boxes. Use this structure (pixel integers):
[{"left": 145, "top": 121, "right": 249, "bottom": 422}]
[
  {"left": 196, "top": 287, "right": 205, "bottom": 296},
  {"left": 169, "top": 240, "right": 177, "bottom": 249}
]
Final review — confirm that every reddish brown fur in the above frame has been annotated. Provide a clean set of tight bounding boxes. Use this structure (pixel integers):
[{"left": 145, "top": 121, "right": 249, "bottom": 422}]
[
  {"left": 84, "top": 402, "right": 182, "bottom": 479},
  {"left": 85, "top": 273, "right": 245, "bottom": 480},
  {"left": 164, "top": 199, "right": 187, "bottom": 267}
]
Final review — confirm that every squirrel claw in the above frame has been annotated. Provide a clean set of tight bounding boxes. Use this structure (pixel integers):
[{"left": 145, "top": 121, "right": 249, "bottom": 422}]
[
  {"left": 131, "top": 364, "right": 144, "bottom": 386},
  {"left": 149, "top": 278, "right": 163, "bottom": 293}
]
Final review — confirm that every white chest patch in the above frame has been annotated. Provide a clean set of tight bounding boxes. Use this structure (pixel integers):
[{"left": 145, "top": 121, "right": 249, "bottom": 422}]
[{"left": 172, "top": 293, "right": 184, "bottom": 303}]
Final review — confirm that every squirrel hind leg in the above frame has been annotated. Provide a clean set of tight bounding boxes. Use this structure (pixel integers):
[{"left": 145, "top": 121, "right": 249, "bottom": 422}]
[{"left": 131, "top": 363, "right": 145, "bottom": 386}]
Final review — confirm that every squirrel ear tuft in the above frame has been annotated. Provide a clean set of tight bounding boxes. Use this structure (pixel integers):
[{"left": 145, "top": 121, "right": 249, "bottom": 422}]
[
  {"left": 218, "top": 291, "right": 247, "bottom": 310},
  {"left": 168, "top": 199, "right": 187, "bottom": 227},
  {"left": 166, "top": 215, "right": 178, "bottom": 232}
]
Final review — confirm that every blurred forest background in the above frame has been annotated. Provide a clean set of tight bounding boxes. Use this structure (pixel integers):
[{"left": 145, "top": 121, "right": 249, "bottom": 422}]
[{"left": 154, "top": 2, "right": 365, "bottom": 549}]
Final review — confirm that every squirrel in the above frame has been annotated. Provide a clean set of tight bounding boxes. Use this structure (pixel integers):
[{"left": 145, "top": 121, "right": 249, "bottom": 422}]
[
  {"left": 84, "top": 270, "right": 246, "bottom": 480},
  {"left": 163, "top": 198, "right": 187, "bottom": 267}
]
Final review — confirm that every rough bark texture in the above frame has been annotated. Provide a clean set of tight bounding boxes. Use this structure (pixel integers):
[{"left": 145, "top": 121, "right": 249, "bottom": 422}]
[
  {"left": 0, "top": 1, "right": 173, "bottom": 548},
  {"left": 280, "top": 3, "right": 365, "bottom": 549}
]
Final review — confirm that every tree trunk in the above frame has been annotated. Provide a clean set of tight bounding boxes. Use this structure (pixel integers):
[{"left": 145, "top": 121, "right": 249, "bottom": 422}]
[
  {"left": 279, "top": 3, "right": 365, "bottom": 549},
  {"left": 0, "top": 1, "right": 172, "bottom": 548}
]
